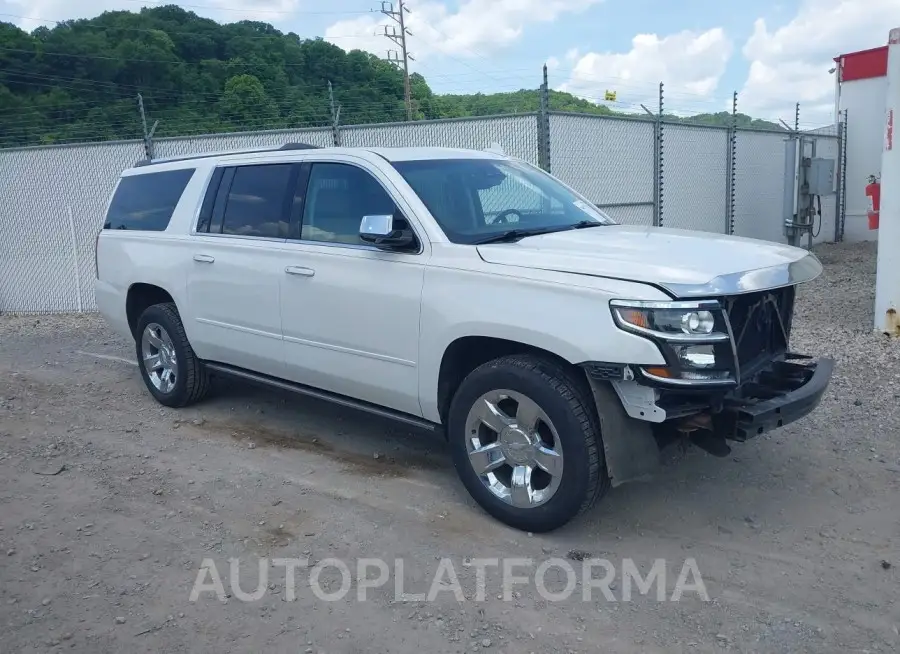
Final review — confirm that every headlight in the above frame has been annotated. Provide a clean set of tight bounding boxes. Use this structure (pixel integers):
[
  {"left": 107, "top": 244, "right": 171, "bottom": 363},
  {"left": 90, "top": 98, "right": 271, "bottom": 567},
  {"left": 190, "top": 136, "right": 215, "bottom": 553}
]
[
  {"left": 610, "top": 300, "right": 736, "bottom": 385},
  {"left": 610, "top": 300, "right": 728, "bottom": 342}
]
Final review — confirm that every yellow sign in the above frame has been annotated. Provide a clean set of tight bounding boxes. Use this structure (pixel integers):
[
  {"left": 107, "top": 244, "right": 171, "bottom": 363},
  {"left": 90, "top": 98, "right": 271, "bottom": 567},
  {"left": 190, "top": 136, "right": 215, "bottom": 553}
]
[{"left": 604, "top": 90, "right": 617, "bottom": 102}]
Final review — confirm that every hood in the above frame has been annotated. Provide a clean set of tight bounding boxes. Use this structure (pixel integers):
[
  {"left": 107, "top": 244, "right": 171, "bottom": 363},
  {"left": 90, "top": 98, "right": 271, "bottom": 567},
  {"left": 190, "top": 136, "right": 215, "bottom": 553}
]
[{"left": 475, "top": 224, "right": 823, "bottom": 298}]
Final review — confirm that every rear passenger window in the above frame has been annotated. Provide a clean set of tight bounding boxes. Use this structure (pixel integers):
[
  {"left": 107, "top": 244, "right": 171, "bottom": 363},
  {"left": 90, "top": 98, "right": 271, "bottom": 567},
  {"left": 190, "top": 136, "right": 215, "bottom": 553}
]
[
  {"left": 221, "top": 164, "right": 294, "bottom": 238},
  {"left": 104, "top": 168, "right": 195, "bottom": 231}
]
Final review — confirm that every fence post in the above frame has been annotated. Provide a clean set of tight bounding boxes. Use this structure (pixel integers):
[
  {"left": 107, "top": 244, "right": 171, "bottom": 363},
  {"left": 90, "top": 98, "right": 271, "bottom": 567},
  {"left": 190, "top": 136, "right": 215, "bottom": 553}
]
[
  {"left": 328, "top": 81, "right": 342, "bottom": 147},
  {"left": 66, "top": 205, "right": 83, "bottom": 313},
  {"left": 137, "top": 93, "right": 158, "bottom": 160},
  {"left": 725, "top": 91, "right": 738, "bottom": 235},
  {"left": 835, "top": 109, "right": 848, "bottom": 241},
  {"left": 537, "top": 64, "right": 551, "bottom": 172},
  {"left": 655, "top": 82, "right": 665, "bottom": 227}
]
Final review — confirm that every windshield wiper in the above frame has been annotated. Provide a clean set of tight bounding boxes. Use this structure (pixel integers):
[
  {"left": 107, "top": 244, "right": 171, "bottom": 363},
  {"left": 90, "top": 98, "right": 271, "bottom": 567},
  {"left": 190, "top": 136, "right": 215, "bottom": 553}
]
[
  {"left": 471, "top": 227, "right": 565, "bottom": 245},
  {"left": 472, "top": 220, "right": 607, "bottom": 245}
]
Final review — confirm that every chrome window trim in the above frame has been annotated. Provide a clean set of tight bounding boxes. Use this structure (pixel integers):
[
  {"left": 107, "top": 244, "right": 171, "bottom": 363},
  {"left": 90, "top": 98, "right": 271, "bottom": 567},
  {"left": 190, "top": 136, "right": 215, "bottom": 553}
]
[
  {"left": 283, "top": 237, "right": 423, "bottom": 255},
  {"left": 189, "top": 232, "right": 288, "bottom": 244},
  {"left": 658, "top": 253, "right": 823, "bottom": 298}
]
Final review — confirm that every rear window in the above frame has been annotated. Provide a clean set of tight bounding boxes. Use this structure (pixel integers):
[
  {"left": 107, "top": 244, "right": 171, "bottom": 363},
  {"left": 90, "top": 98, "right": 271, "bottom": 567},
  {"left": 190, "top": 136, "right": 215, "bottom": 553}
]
[{"left": 104, "top": 168, "right": 196, "bottom": 231}]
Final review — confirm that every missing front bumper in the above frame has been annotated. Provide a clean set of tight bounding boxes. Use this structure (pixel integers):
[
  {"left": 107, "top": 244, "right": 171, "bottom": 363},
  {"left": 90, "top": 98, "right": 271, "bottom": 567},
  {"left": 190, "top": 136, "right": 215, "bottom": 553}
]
[{"left": 714, "top": 356, "right": 834, "bottom": 441}]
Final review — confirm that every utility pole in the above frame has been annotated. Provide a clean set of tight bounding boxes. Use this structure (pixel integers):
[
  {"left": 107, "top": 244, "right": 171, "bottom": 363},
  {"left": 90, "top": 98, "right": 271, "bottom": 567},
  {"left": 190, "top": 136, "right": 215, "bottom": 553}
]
[{"left": 381, "top": 0, "right": 414, "bottom": 121}]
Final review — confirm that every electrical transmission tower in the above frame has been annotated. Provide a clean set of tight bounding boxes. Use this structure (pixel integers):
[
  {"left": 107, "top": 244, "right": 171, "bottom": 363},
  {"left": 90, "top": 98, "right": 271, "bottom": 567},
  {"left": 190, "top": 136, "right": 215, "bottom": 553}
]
[{"left": 381, "top": 0, "right": 414, "bottom": 121}]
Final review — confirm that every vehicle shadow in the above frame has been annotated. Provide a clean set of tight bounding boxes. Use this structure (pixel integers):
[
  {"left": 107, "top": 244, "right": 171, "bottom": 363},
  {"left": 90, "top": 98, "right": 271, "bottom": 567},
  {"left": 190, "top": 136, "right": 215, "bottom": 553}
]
[
  {"left": 201, "top": 371, "right": 813, "bottom": 543},
  {"left": 205, "top": 373, "right": 450, "bottom": 473}
]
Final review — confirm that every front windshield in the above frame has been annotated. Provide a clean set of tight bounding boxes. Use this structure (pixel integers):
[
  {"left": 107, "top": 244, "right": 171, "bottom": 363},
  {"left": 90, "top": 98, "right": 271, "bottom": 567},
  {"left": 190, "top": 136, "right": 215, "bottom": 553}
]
[{"left": 391, "top": 158, "right": 615, "bottom": 244}]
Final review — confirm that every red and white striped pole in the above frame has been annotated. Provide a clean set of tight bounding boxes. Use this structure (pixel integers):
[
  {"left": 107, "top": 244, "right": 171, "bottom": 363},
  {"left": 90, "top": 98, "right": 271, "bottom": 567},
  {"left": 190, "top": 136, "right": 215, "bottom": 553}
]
[{"left": 874, "top": 27, "right": 900, "bottom": 334}]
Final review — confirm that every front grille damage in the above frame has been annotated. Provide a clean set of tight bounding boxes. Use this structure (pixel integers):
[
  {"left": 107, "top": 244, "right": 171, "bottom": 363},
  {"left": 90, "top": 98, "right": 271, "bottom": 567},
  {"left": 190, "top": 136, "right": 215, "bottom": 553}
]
[
  {"left": 724, "top": 286, "right": 795, "bottom": 379},
  {"left": 650, "top": 284, "right": 824, "bottom": 456}
]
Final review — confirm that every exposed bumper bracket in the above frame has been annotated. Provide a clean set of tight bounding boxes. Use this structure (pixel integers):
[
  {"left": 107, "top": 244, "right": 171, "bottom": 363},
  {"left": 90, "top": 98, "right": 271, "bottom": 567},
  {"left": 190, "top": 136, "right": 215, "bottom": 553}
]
[
  {"left": 610, "top": 379, "right": 667, "bottom": 423},
  {"left": 715, "top": 357, "right": 834, "bottom": 441}
]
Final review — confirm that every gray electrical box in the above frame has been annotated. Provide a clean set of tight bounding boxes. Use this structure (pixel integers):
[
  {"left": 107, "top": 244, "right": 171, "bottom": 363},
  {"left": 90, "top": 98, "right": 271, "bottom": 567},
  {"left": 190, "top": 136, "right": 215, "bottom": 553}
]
[{"left": 808, "top": 157, "right": 836, "bottom": 195}]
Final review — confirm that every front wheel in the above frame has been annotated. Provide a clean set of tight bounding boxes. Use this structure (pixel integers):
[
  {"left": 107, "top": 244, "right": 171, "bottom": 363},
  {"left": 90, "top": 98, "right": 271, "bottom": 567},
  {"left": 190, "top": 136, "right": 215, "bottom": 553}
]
[{"left": 447, "top": 354, "right": 609, "bottom": 532}]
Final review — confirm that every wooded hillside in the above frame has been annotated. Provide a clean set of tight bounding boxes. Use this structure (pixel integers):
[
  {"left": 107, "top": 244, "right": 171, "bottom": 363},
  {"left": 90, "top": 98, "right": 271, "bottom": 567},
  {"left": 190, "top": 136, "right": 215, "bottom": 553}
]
[{"left": 0, "top": 5, "right": 782, "bottom": 147}]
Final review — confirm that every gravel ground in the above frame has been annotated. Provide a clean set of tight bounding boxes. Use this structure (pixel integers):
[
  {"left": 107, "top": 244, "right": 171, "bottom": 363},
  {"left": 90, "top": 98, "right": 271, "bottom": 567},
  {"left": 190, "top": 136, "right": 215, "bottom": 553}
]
[{"left": 0, "top": 240, "right": 898, "bottom": 654}]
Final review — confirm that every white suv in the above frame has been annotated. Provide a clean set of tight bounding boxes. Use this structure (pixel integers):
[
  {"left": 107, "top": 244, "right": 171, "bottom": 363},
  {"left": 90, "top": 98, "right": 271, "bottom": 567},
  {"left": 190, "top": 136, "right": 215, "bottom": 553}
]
[{"left": 95, "top": 143, "right": 833, "bottom": 532}]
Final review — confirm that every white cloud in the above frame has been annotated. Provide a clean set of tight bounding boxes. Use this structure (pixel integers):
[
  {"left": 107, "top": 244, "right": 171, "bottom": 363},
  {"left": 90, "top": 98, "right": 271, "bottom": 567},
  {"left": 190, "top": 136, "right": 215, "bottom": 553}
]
[
  {"left": 555, "top": 28, "right": 733, "bottom": 113},
  {"left": 738, "top": 0, "right": 900, "bottom": 125},
  {"left": 324, "top": 0, "right": 603, "bottom": 61}
]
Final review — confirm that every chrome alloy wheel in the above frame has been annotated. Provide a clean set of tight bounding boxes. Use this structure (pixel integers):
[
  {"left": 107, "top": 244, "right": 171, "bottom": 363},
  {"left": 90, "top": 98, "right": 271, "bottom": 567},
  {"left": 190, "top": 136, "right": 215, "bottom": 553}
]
[
  {"left": 141, "top": 322, "right": 178, "bottom": 394},
  {"left": 464, "top": 389, "right": 564, "bottom": 508}
]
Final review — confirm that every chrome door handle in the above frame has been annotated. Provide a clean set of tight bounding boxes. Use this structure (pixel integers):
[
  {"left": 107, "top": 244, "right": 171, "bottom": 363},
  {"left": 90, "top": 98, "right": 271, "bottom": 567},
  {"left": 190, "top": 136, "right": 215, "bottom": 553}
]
[
  {"left": 285, "top": 266, "right": 315, "bottom": 277},
  {"left": 193, "top": 254, "right": 215, "bottom": 263}
]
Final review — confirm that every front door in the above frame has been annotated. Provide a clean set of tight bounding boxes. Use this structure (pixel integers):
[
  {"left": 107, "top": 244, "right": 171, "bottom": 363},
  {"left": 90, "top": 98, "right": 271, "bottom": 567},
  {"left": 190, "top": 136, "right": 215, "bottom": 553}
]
[{"left": 278, "top": 159, "right": 427, "bottom": 417}]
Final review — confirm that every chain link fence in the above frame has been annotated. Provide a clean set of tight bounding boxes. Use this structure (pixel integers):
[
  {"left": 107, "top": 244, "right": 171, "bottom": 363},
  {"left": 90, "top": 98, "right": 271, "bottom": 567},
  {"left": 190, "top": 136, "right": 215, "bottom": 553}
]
[
  {"left": 660, "top": 124, "right": 731, "bottom": 233},
  {"left": 548, "top": 113, "right": 655, "bottom": 226},
  {"left": 0, "top": 108, "right": 846, "bottom": 314}
]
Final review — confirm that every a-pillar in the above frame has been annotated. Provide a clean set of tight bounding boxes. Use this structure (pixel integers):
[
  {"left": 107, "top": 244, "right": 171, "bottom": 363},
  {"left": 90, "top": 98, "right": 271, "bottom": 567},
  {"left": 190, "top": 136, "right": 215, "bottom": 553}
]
[{"left": 874, "top": 27, "right": 900, "bottom": 333}]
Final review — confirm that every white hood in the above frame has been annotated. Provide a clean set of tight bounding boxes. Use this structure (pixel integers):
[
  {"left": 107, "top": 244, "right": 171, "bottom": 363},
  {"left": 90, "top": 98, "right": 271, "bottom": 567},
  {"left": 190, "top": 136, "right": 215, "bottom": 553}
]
[{"left": 475, "top": 225, "right": 823, "bottom": 298}]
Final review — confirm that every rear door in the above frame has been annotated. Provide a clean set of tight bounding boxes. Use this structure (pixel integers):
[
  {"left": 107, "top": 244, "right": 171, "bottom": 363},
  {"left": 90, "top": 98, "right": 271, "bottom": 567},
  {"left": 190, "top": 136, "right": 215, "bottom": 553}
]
[{"left": 186, "top": 162, "right": 300, "bottom": 378}]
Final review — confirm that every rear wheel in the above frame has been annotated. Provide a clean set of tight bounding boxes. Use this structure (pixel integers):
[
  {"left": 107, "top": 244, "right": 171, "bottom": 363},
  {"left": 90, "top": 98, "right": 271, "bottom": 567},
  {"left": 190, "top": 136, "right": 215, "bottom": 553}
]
[
  {"left": 134, "top": 302, "right": 209, "bottom": 408},
  {"left": 447, "top": 354, "right": 609, "bottom": 532}
]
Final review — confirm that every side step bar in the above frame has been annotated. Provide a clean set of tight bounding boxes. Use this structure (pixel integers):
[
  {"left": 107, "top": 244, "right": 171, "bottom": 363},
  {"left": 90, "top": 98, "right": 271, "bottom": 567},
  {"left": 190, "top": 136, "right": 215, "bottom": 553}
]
[{"left": 203, "top": 362, "right": 438, "bottom": 432}]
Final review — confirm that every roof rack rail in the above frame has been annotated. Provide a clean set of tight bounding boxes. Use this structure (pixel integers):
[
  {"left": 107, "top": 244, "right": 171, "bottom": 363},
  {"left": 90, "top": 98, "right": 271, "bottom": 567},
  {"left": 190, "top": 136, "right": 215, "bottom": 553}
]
[
  {"left": 279, "top": 142, "right": 322, "bottom": 150},
  {"left": 133, "top": 142, "right": 324, "bottom": 167}
]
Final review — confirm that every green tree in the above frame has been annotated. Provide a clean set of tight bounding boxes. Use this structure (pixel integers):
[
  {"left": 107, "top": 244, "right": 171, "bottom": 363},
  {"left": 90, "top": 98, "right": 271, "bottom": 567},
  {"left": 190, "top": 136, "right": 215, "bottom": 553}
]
[
  {"left": 219, "top": 74, "right": 279, "bottom": 130},
  {"left": 0, "top": 5, "right": 783, "bottom": 147}
]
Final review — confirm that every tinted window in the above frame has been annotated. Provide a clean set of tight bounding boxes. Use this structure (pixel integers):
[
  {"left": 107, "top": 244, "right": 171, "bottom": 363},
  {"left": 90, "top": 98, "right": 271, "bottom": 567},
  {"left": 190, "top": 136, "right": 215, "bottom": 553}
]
[
  {"left": 221, "top": 164, "right": 294, "bottom": 238},
  {"left": 104, "top": 168, "right": 195, "bottom": 231},
  {"left": 392, "top": 159, "right": 613, "bottom": 244},
  {"left": 196, "top": 167, "right": 225, "bottom": 233},
  {"left": 301, "top": 163, "right": 398, "bottom": 245}
]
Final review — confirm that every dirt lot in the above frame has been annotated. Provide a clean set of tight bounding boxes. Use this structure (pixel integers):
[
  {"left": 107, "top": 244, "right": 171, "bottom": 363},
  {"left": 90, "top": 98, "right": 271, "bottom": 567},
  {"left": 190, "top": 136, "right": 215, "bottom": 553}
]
[{"left": 1, "top": 241, "right": 898, "bottom": 654}]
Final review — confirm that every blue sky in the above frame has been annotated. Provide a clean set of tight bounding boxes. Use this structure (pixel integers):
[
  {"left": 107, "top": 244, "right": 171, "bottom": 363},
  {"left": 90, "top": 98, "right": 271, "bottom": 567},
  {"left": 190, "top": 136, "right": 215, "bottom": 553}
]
[{"left": 2, "top": 0, "right": 897, "bottom": 125}]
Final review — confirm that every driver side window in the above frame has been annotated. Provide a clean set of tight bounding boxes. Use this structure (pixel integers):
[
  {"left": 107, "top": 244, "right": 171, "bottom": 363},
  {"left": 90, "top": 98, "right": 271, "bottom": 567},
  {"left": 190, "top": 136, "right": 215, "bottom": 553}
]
[
  {"left": 477, "top": 174, "right": 563, "bottom": 224},
  {"left": 301, "top": 163, "right": 399, "bottom": 245}
]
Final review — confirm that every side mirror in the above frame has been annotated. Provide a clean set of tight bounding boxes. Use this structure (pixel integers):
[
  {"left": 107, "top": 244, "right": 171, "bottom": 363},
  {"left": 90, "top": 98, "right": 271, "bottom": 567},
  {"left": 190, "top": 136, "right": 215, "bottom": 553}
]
[{"left": 359, "top": 214, "right": 415, "bottom": 250}]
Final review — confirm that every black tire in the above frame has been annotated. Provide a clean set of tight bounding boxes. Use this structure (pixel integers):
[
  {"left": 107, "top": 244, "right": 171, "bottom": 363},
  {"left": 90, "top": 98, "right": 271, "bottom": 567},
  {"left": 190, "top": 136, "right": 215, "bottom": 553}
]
[
  {"left": 134, "top": 302, "right": 210, "bottom": 408},
  {"left": 447, "top": 354, "right": 609, "bottom": 532}
]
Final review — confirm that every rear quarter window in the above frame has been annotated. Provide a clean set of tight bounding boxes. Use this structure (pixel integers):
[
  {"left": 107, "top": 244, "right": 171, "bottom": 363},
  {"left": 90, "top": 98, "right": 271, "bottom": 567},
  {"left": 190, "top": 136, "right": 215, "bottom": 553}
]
[{"left": 104, "top": 168, "right": 196, "bottom": 231}]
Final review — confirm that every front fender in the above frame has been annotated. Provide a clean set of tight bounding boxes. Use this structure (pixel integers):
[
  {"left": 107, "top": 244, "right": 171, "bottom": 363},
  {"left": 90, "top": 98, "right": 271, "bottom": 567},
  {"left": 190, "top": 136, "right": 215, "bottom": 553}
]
[{"left": 417, "top": 264, "right": 668, "bottom": 423}]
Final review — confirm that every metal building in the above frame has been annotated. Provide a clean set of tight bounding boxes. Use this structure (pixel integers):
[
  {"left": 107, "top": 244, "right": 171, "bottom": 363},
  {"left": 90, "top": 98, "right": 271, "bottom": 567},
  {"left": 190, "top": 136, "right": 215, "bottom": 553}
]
[{"left": 834, "top": 43, "right": 889, "bottom": 242}]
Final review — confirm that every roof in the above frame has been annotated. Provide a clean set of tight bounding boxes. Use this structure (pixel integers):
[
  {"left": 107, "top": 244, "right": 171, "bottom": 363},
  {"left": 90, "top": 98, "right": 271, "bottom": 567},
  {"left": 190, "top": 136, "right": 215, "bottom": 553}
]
[
  {"left": 834, "top": 45, "right": 888, "bottom": 82},
  {"left": 365, "top": 146, "right": 504, "bottom": 162},
  {"left": 127, "top": 144, "right": 506, "bottom": 173}
]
